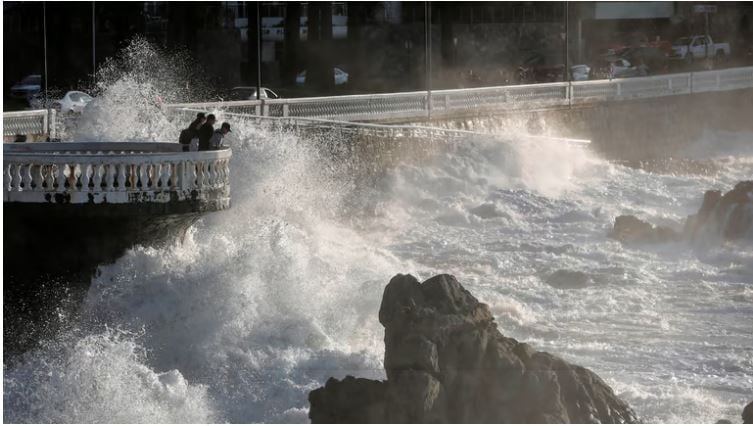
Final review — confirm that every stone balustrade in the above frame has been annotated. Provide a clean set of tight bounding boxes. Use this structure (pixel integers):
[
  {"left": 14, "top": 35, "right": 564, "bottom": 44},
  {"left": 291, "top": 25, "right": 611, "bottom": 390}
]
[{"left": 3, "top": 142, "right": 231, "bottom": 207}]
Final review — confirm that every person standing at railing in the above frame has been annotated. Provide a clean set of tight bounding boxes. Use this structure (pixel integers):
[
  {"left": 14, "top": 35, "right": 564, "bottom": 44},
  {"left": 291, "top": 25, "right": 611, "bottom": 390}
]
[
  {"left": 198, "top": 114, "right": 216, "bottom": 151},
  {"left": 209, "top": 122, "right": 231, "bottom": 150},
  {"left": 179, "top": 112, "right": 206, "bottom": 152}
]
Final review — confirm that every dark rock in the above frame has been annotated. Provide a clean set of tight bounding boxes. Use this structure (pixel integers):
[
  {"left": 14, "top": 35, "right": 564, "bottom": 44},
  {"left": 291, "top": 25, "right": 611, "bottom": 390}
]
[
  {"left": 309, "top": 274, "right": 637, "bottom": 423},
  {"left": 545, "top": 269, "right": 593, "bottom": 289},
  {"left": 743, "top": 400, "right": 753, "bottom": 424},
  {"left": 685, "top": 181, "right": 753, "bottom": 241},
  {"left": 611, "top": 181, "right": 753, "bottom": 246},
  {"left": 609, "top": 214, "right": 680, "bottom": 244}
]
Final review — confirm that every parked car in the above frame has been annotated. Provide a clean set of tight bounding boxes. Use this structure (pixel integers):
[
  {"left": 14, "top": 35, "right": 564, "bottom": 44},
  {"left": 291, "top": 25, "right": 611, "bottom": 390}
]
[
  {"left": 295, "top": 67, "right": 349, "bottom": 86},
  {"left": 10, "top": 74, "right": 42, "bottom": 99},
  {"left": 518, "top": 52, "right": 565, "bottom": 83},
  {"left": 670, "top": 35, "right": 731, "bottom": 62},
  {"left": 592, "top": 57, "right": 648, "bottom": 79},
  {"left": 51, "top": 91, "right": 93, "bottom": 113},
  {"left": 570, "top": 64, "right": 591, "bottom": 81},
  {"left": 229, "top": 86, "right": 280, "bottom": 100},
  {"left": 620, "top": 46, "right": 669, "bottom": 74}
]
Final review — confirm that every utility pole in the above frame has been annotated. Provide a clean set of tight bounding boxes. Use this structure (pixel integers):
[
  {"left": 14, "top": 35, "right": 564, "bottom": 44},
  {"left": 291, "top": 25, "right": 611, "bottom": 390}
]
[
  {"left": 92, "top": 2, "right": 96, "bottom": 85},
  {"left": 43, "top": 1, "right": 48, "bottom": 105},
  {"left": 565, "top": 1, "right": 569, "bottom": 82},
  {"left": 256, "top": 2, "right": 262, "bottom": 100},
  {"left": 425, "top": 1, "right": 432, "bottom": 118}
]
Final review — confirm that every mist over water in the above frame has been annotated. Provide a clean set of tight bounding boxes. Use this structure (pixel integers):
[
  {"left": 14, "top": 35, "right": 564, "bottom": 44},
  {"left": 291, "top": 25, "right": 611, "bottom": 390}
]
[{"left": 4, "top": 41, "right": 753, "bottom": 423}]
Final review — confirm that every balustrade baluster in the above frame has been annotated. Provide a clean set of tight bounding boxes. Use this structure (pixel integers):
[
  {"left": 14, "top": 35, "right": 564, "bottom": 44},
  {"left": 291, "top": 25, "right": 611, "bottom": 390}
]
[
  {"left": 55, "top": 164, "right": 66, "bottom": 191},
  {"left": 161, "top": 162, "right": 171, "bottom": 189},
  {"left": 20, "top": 164, "right": 31, "bottom": 190},
  {"left": 138, "top": 164, "right": 148, "bottom": 189},
  {"left": 43, "top": 165, "right": 54, "bottom": 190},
  {"left": 171, "top": 162, "right": 180, "bottom": 190},
  {"left": 80, "top": 164, "right": 91, "bottom": 190},
  {"left": 32, "top": 164, "right": 44, "bottom": 191},
  {"left": 6, "top": 164, "right": 12, "bottom": 192},
  {"left": 14, "top": 164, "right": 23, "bottom": 191},
  {"left": 117, "top": 164, "right": 126, "bottom": 191},
  {"left": 92, "top": 164, "right": 103, "bottom": 190}
]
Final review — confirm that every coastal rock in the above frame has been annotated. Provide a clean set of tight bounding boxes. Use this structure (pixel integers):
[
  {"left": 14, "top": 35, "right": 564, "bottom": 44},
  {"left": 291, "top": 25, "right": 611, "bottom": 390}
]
[
  {"left": 684, "top": 181, "right": 753, "bottom": 241},
  {"left": 609, "top": 215, "right": 680, "bottom": 244},
  {"left": 743, "top": 400, "right": 753, "bottom": 424},
  {"left": 610, "top": 181, "right": 753, "bottom": 245},
  {"left": 308, "top": 274, "right": 637, "bottom": 423},
  {"left": 545, "top": 269, "right": 593, "bottom": 289}
]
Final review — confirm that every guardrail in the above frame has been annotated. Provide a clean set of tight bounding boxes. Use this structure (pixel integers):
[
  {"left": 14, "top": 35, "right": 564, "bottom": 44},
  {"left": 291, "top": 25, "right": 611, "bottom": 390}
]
[
  {"left": 4, "top": 142, "right": 231, "bottom": 204},
  {"left": 166, "top": 66, "right": 753, "bottom": 122},
  {"left": 5, "top": 66, "right": 753, "bottom": 138}
]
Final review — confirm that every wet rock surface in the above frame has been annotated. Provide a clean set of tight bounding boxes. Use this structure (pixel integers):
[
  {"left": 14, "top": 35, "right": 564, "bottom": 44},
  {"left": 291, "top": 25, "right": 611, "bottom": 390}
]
[
  {"left": 610, "top": 181, "right": 753, "bottom": 245},
  {"left": 609, "top": 215, "right": 680, "bottom": 244},
  {"left": 309, "top": 274, "right": 637, "bottom": 423}
]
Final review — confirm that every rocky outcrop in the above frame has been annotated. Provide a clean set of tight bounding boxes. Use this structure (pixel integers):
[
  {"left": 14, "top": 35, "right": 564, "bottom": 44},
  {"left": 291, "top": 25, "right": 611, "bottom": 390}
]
[
  {"left": 309, "top": 274, "right": 637, "bottom": 423},
  {"left": 609, "top": 215, "right": 680, "bottom": 244},
  {"left": 684, "top": 181, "right": 753, "bottom": 241},
  {"left": 610, "top": 181, "right": 753, "bottom": 245},
  {"left": 743, "top": 400, "right": 753, "bottom": 424}
]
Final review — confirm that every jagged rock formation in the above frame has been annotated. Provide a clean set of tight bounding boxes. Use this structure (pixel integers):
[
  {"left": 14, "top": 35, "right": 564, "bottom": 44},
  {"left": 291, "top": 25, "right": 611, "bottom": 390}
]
[
  {"left": 309, "top": 274, "right": 637, "bottom": 423},
  {"left": 610, "top": 181, "right": 753, "bottom": 245},
  {"left": 684, "top": 181, "right": 753, "bottom": 241}
]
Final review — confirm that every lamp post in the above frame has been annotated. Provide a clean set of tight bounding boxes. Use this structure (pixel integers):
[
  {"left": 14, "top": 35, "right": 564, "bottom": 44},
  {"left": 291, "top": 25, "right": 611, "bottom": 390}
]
[
  {"left": 43, "top": 1, "right": 48, "bottom": 105},
  {"left": 425, "top": 1, "right": 432, "bottom": 119},
  {"left": 92, "top": 1, "right": 96, "bottom": 85},
  {"left": 256, "top": 1, "right": 262, "bottom": 100}
]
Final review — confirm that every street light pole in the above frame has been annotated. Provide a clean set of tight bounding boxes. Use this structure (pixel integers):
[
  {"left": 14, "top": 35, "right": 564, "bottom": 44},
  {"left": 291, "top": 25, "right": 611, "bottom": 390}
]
[
  {"left": 43, "top": 1, "right": 48, "bottom": 105},
  {"left": 92, "top": 1, "right": 96, "bottom": 85},
  {"left": 256, "top": 1, "right": 262, "bottom": 100},
  {"left": 425, "top": 1, "right": 432, "bottom": 119}
]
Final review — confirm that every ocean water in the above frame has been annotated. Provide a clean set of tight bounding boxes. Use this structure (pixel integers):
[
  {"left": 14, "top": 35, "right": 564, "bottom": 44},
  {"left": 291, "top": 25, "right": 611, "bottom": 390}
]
[
  {"left": 4, "top": 42, "right": 753, "bottom": 423},
  {"left": 4, "top": 114, "right": 752, "bottom": 423}
]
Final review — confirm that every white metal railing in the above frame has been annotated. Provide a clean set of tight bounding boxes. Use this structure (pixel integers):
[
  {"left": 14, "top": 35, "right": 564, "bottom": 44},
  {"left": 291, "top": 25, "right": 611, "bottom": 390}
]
[
  {"left": 5, "top": 66, "right": 753, "bottom": 137},
  {"left": 2, "top": 109, "right": 55, "bottom": 138},
  {"left": 3, "top": 142, "right": 231, "bottom": 204}
]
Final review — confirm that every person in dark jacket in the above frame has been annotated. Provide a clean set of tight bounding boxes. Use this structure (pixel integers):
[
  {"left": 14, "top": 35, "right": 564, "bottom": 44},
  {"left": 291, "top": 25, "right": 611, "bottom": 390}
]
[
  {"left": 198, "top": 114, "right": 216, "bottom": 151},
  {"left": 179, "top": 113, "right": 206, "bottom": 152}
]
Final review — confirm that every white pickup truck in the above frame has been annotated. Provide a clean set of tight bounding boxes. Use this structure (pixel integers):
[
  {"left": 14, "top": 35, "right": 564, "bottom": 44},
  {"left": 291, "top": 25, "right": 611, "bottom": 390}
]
[{"left": 671, "top": 35, "right": 731, "bottom": 61}]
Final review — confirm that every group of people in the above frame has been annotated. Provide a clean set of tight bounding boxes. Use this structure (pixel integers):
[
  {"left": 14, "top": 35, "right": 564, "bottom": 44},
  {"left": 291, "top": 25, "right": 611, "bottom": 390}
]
[{"left": 178, "top": 112, "right": 232, "bottom": 152}]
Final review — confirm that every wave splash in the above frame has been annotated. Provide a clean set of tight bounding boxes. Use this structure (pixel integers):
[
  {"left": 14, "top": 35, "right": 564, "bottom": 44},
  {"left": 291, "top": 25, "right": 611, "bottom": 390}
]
[{"left": 5, "top": 38, "right": 752, "bottom": 424}]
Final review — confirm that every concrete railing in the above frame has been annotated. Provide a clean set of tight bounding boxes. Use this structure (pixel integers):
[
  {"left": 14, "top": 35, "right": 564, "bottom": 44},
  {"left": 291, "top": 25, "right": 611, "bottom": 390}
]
[
  {"left": 3, "top": 142, "right": 231, "bottom": 204},
  {"left": 3, "top": 109, "right": 55, "bottom": 139}
]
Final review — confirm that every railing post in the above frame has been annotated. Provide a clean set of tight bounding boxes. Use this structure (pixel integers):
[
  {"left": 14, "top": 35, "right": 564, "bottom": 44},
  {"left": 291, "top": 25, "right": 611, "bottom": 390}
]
[
  {"left": 283, "top": 103, "right": 289, "bottom": 117},
  {"left": 42, "top": 110, "right": 49, "bottom": 141},
  {"left": 49, "top": 108, "right": 57, "bottom": 140},
  {"left": 616, "top": 82, "right": 622, "bottom": 97},
  {"left": 262, "top": 100, "right": 270, "bottom": 116}
]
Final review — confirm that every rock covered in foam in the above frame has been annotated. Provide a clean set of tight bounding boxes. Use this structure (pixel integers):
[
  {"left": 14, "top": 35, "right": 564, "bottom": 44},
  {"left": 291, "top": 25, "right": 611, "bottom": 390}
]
[
  {"left": 308, "top": 274, "right": 637, "bottom": 423},
  {"left": 610, "top": 181, "right": 753, "bottom": 245},
  {"left": 609, "top": 215, "right": 680, "bottom": 244},
  {"left": 684, "top": 181, "right": 753, "bottom": 241}
]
